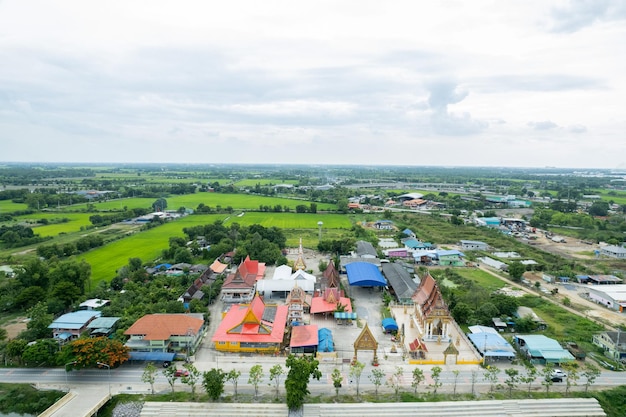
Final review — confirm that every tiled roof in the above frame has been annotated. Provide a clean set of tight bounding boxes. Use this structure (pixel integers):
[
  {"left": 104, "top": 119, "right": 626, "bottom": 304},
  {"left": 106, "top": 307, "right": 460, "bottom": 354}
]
[{"left": 124, "top": 314, "right": 204, "bottom": 341}]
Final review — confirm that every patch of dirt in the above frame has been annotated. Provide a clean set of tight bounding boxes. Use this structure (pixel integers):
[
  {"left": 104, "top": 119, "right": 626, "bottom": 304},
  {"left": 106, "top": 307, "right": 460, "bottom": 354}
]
[{"left": 2, "top": 317, "right": 27, "bottom": 339}]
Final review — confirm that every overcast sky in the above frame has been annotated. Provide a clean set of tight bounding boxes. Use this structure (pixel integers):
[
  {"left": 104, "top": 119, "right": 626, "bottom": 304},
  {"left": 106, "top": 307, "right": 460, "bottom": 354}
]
[{"left": 1, "top": 1, "right": 625, "bottom": 169}]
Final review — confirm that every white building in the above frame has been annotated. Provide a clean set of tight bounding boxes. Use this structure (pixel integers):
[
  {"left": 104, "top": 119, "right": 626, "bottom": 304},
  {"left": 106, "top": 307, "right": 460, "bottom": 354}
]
[
  {"left": 459, "top": 240, "right": 489, "bottom": 251},
  {"left": 600, "top": 245, "right": 626, "bottom": 259},
  {"left": 587, "top": 285, "right": 626, "bottom": 312}
]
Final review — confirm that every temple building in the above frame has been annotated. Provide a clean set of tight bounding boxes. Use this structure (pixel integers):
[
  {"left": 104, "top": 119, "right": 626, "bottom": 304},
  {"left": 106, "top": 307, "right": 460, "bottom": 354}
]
[
  {"left": 212, "top": 294, "right": 288, "bottom": 353},
  {"left": 411, "top": 273, "right": 453, "bottom": 341},
  {"left": 221, "top": 256, "right": 266, "bottom": 303}
]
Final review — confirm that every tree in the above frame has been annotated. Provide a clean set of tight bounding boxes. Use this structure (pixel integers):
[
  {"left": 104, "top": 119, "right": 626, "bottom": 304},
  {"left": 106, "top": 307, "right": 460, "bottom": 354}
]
[
  {"left": 483, "top": 365, "right": 500, "bottom": 395},
  {"left": 369, "top": 368, "right": 385, "bottom": 398},
  {"left": 163, "top": 365, "right": 178, "bottom": 392},
  {"left": 21, "top": 339, "right": 57, "bottom": 366},
  {"left": 5, "top": 339, "right": 27, "bottom": 365},
  {"left": 152, "top": 198, "right": 167, "bottom": 212},
  {"left": 411, "top": 368, "right": 425, "bottom": 395},
  {"left": 284, "top": 354, "right": 322, "bottom": 411},
  {"left": 269, "top": 364, "right": 284, "bottom": 399},
  {"left": 387, "top": 366, "right": 404, "bottom": 401},
  {"left": 50, "top": 281, "right": 82, "bottom": 310},
  {"left": 24, "top": 301, "right": 53, "bottom": 340},
  {"left": 429, "top": 366, "right": 442, "bottom": 395},
  {"left": 349, "top": 360, "right": 365, "bottom": 398},
  {"left": 181, "top": 363, "right": 201, "bottom": 399},
  {"left": 541, "top": 363, "right": 554, "bottom": 394},
  {"left": 562, "top": 362, "right": 579, "bottom": 396},
  {"left": 141, "top": 362, "right": 158, "bottom": 394},
  {"left": 226, "top": 369, "right": 241, "bottom": 400},
  {"left": 331, "top": 368, "right": 343, "bottom": 399},
  {"left": 582, "top": 364, "right": 600, "bottom": 393},
  {"left": 248, "top": 364, "right": 263, "bottom": 399},
  {"left": 508, "top": 261, "right": 526, "bottom": 282},
  {"left": 520, "top": 363, "right": 538, "bottom": 396},
  {"left": 504, "top": 368, "right": 519, "bottom": 397},
  {"left": 452, "top": 369, "right": 460, "bottom": 395},
  {"left": 470, "top": 369, "right": 478, "bottom": 397},
  {"left": 203, "top": 368, "right": 226, "bottom": 401},
  {"left": 63, "top": 337, "right": 129, "bottom": 368}
]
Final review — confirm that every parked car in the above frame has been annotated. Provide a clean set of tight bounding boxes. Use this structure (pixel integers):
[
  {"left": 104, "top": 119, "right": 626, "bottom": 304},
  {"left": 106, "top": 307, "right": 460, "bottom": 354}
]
[
  {"left": 174, "top": 369, "right": 190, "bottom": 377},
  {"left": 549, "top": 368, "right": 567, "bottom": 382}
]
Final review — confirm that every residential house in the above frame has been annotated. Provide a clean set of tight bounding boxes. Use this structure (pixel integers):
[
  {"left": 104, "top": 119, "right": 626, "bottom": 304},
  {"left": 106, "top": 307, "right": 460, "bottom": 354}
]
[
  {"left": 49, "top": 310, "right": 102, "bottom": 342},
  {"left": 124, "top": 313, "right": 205, "bottom": 358},
  {"left": 459, "top": 240, "right": 489, "bottom": 251},
  {"left": 592, "top": 331, "right": 626, "bottom": 362},
  {"left": 212, "top": 295, "right": 288, "bottom": 353},
  {"left": 437, "top": 250, "right": 465, "bottom": 267},
  {"left": 86, "top": 316, "right": 120, "bottom": 337}
]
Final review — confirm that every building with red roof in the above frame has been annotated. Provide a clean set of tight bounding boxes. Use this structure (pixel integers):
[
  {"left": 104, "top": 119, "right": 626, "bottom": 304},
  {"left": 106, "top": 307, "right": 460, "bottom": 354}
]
[
  {"left": 212, "top": 295, "right": 288, "bottom": 353},
  {"left": 290, "top": 324, "right": 319, "bottom": 354},
  {"left": 310, "top": 287, "right": 352, "bottom": 315},
  {"left": 221, "top": 256, "right": 266, "bottom": 303}
]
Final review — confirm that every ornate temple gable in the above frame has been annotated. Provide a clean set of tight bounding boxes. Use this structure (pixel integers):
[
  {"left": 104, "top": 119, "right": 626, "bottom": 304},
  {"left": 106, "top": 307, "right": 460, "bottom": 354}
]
[
  {"left": 289, "top": 284, "right": 305, "bottom": 304},
  {"left": 293, "top": 238, "right": 307, "bottom": 271},
  {"left": 324, "top": 288, "right": 339, "bottom": 304},
  {"left": 353, "top": 323, "right": 378, "bottom": 351},
  {"left": 323, "top": 260, "right": 340, "bottom": 289}
]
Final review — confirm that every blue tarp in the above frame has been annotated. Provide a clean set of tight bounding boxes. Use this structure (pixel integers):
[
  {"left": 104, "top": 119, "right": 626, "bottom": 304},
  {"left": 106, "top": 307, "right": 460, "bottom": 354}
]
[
  {"left": 345, "top": 262, "right": 387, "bottom": 286},
  {"left": 318, "top": 328, "right": 334, "bottom": 352},
  {"left": 129, "top": 351, "right": 176, "bottom": 362},
  {"left": 382, "top": 318, "right": 398, "bottom": 331}
]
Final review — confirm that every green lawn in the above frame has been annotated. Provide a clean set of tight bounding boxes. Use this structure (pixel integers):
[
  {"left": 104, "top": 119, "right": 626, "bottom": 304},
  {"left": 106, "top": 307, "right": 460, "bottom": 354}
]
[{"left": 167, "top": 193, "right": 335, "bottom": 211}]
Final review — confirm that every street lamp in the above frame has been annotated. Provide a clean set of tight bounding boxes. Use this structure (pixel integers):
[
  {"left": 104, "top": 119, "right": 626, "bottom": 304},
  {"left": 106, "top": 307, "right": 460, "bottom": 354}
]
[
  {"left": 64, "top": 361, "right": 77, "bottom": 392},
  {"left": 97, "top": 362, "right": 111, "bottom": 397}
]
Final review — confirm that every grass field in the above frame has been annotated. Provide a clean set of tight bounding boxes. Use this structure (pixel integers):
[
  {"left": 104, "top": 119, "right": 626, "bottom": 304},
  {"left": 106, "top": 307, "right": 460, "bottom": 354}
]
[
  {"left": 79, "top": 212, "right": 352, "bottom": 284},
  {"left": 221, "top": 212, "right": 351, "bottom": 229},
  {"left": 0, "top": 200, "right": 29, "bottom": 213},
  {"left": 64, "top": 194, "right": 335, "bottom": 213},
  {"left": 456, "top": 268, "right": 507, "bottom": 291},
  {"left": 24, "top": 213, "right": 94, "bottom": 236}
]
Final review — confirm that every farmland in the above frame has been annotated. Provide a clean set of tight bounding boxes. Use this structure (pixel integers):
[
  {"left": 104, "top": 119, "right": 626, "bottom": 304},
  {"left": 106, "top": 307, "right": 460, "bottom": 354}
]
[
  {"left": 0, "top": 200, "right": 28, "bottom": 213},
  {"left": 79, "top": 212, "right": 352, "bottom": 284}
]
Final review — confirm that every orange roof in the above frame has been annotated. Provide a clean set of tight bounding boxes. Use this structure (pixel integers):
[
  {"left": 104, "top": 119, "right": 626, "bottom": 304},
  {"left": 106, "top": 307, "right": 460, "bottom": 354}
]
[
  {"left": 210, "top": 259, "right": 228, "bottom": 274},
  {"left": 310, "top": 296, "right": 352, "bottom": 314},
  {"left": 124, "top": 314, "right": 204, "bottom": 341},
  {"left": 290, "top": 325, "right": 319, "bottom": 348},
  {"left": 212, "top": 296, "right": 288, "bottom": 344}
]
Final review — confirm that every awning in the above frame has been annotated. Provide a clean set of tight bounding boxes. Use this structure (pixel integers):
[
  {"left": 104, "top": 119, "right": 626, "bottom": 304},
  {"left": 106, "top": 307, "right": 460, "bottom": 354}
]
[
  {"left": 334, "top": 312, "right": 357, "bottom": 320},
  {"left": 382, "top": 318, "right": 398, "bottom": 331},
  {"left": 129, "top": 351, "right": 176, "bottom": 362}
]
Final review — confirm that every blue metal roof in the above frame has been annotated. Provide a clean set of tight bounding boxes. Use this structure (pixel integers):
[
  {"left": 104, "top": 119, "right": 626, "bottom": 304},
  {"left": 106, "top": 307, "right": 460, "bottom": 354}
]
[
  {"left": 345, "top": 262, "right": 387, "bottom": 286},
  {"left": 48, "top": 311, "right": 101, "bottom": 330}
]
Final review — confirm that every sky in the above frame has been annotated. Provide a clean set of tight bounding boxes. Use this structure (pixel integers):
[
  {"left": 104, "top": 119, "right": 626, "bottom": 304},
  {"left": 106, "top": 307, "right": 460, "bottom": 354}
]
[{"left": 1, "top": 1, "right": 625, "bottom": 169}]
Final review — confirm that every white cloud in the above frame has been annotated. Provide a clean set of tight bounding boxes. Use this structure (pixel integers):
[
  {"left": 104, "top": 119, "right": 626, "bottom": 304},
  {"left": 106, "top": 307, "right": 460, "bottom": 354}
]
[{"left": 0, "top": 0, "right": 624, "bottom": 168}]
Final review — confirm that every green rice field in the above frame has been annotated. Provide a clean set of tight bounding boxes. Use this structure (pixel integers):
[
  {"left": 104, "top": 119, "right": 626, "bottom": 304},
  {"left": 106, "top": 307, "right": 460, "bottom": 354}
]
[
  {"left": 63, "top": 194, "right": 335, "bottom": 213},
  {"left": 0, "top": 200, "right": 28, "bottom": 213},
  {"left": 80, "top": 212, "right": 352, "bottom": 284},
  {"left": 221, "top": 212, "right": 351, "bottom": 229},
  {"left": 23, "top": 213, "right": 94, "bottom": 237}
]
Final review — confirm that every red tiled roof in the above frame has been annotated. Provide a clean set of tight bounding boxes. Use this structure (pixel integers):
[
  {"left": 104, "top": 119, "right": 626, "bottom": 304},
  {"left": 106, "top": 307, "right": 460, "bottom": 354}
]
[
  {"left": 409, "top": 338, "right": 428, "bottom": 351},
  {"left": 124, "top": 314, "right": 204, "bottom": 341},
  {"left": 290, "top": 325, "right": 319, "bottom": 347}
]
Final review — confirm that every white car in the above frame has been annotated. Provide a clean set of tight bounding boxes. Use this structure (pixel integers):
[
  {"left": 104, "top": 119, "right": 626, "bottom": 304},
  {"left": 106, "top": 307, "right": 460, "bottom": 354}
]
[{"left": 551, "top": 369, "right": 567, "bottom": 378}]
